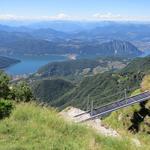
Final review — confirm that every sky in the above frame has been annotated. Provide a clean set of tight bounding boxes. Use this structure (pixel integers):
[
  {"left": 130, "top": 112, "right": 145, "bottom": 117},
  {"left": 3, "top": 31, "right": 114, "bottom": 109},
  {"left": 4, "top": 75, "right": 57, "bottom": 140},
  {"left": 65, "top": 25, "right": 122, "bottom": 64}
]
[{"left": 0, "top": 0, "right": 150, "bottom": 21}]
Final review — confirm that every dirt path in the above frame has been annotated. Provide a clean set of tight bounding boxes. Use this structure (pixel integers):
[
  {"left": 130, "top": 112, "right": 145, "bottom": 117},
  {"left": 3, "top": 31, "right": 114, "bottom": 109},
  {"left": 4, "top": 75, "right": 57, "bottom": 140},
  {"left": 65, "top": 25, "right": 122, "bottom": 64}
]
[{"left": 60, "top": 107, "right": 119, "bottom": 137}]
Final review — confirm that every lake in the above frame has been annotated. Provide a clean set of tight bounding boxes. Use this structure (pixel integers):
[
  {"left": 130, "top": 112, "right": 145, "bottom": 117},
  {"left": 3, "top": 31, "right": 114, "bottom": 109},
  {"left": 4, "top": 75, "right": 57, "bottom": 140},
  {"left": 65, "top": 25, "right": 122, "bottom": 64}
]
[
  {"left": 5, "top": 51, "right": 149, "bottom": 76},
  {"left": 5, "top": 55, "right": 68, "bottom": 76},
  {"left": 5, "top": 54, "right": 101, "bottom": 76}
]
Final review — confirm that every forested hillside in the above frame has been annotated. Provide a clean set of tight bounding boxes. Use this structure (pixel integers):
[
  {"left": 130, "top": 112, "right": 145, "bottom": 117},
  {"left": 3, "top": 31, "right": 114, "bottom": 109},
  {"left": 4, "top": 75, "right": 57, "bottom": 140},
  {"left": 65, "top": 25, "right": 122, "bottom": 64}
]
[
  {"left": 32, "top": 79, "right": 74, "bottom": 104},
  {"left": 51, "top": 56, "right": 150, "bottom": 109},
  {"left": 30, "top": 57, "right": 128, "bottom": 104},
  {"left": 36, "top": 57, "right": 128, "bottom": 80}
]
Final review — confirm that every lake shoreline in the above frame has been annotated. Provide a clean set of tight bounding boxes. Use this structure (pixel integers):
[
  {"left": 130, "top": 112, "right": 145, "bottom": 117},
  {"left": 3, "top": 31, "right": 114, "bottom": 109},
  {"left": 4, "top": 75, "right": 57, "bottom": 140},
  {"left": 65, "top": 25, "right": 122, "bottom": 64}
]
[{"left": 5, "top": 54, "right": 68, "bottom": 76}]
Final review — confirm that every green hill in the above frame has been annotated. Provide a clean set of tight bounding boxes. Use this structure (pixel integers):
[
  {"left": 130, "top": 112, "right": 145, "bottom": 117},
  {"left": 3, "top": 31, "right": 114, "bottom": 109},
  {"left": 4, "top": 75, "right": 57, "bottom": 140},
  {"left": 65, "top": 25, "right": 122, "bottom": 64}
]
[
  {"left": 52, "top": 56, "right": 150, "bottom": 109},
  {"left": 120, "top": 56, "right": 150, "bottom": 74},
  {"left": 32, "top": 79, "right": 74, "bottom": 104},
  {"left": 29, "top": 57, "right": 129, "bottom": 106},
  {"left": 37, "top": 57, "right": 128, "bottom": 80},
  {"left": 0, "top": 102, "right": 141, "bottom": 150}
]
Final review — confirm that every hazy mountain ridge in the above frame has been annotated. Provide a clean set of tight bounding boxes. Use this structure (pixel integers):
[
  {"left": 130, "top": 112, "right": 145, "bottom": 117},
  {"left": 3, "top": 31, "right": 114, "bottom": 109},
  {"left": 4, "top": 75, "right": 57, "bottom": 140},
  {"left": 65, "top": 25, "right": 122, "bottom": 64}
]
[
  {"left": 0, "top": 22, "right": 148, "bottom": 57},
  {"left": 0, "top": 30, "right": 142, "bottom": 57},
  {"left": 78, "top": 40, "right": 142, "bottom": 56}
]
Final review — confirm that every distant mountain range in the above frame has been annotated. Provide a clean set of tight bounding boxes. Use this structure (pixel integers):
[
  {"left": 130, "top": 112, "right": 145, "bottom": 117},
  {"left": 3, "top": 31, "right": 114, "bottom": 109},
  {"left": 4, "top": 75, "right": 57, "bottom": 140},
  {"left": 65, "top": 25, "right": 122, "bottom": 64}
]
[
  {"left": 0, "top": 30, "right": 142, "bottom": 57},
  {"left": 0, "top": 21, "right": 150, "bottom": 57},
  {"left": 0, "top": 56, "right": 20, "bottom": 69}
]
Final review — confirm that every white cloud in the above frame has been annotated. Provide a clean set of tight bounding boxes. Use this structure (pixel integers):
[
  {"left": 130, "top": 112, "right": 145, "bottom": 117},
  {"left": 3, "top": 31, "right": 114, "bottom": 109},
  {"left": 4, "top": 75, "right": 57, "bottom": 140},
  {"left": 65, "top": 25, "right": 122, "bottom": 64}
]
[
  {"left": 93, "top": 12, "right": 123, "bottom": 20},
  {"left": 0, "top": 13, "right": 70, "bottom": 21},
  {"left": 0, "top": 13, "right": 150, "bottom": 21},
  {"left": 92, "top": 12, "right": 150, "bottom": 21},
  {"left": 0, "top": 14, "right": 22, "bottom": 20},
  {"left": 55, "top": 13, "right": 70, "bottom": 19},
  {"left": 42, "top": 13, "right": 70, "bottom": 20}
]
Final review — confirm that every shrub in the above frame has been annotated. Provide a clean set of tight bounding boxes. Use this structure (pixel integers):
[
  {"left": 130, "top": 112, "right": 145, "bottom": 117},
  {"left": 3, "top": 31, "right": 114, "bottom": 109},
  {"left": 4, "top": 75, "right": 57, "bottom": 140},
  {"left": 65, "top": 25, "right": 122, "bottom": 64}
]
[
  {"left": 11, "top": 82, "right": 33, "bottom": 102},
  {"left": 0, "top": 99, "right": 13, "bottom": 119},
  {"left": 0, "top": 71, "right": 10, "bottom": 99}
]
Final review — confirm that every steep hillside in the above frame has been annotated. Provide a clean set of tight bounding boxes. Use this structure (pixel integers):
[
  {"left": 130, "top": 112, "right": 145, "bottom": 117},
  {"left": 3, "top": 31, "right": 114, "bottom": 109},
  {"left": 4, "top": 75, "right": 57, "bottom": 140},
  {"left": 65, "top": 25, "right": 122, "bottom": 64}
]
[
  {"left": 0, "top": 102, "right": 141, "bottom": 150},
  {"left": 37, "top": 59, "right": 101, "bottom": 78},
  {"left": 79, "top": 40, "right": 142, "bottom": 57},
  {"left": 52, "top": 56, "right": 150, "bottom": 109},
  {"left": 0, "top": 56, "right": 20, "bottom": 69},
  {"left": 121, "top": 56, "right": 150, "bottom": 74},
  {"left": 32, "top": 79, "right": 74, "bottom": 104}
]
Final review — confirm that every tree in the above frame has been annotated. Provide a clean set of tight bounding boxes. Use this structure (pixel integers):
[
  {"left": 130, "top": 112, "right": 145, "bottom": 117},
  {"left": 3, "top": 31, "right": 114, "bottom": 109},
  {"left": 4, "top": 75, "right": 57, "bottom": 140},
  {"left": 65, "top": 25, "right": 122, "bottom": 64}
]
[
  {"left": 0, "top": 99, "right": 13, "bottom": 119},
  {"left": 0, "top": 71, "right": 10, "bottom": 99},
  {"left": 11, "top": 81, "right": 33, "bottom": 102},
  {"left": 0, "top": 72, "right": 33, "bottom": 119}
]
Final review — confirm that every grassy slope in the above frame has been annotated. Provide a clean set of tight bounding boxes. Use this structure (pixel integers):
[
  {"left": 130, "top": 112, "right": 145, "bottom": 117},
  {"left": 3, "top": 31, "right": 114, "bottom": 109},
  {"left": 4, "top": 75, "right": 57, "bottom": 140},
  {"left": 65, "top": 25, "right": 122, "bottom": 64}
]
[{"left": 0, "top": 103, "right": 137, "bottom": 150}]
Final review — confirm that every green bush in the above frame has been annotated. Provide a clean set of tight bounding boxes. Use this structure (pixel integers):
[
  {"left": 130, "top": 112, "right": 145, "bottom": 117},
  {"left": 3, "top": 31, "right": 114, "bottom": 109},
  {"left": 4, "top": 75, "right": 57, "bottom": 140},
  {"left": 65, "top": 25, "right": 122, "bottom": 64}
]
[
  {"left": 0, "top": 99, "right": 13, "bottom": 119},
  {"left": 11, "top": 82, "right": 33, "bottom": 102},
  {"left": 0, "top": 71, "right": 10, "bottom": 99}
]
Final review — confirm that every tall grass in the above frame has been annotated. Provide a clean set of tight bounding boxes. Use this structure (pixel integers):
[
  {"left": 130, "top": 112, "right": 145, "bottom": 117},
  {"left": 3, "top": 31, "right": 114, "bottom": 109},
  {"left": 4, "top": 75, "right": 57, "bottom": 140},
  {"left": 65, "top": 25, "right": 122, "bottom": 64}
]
[
  {"left": 0, "top": 102, "right": 138, "bottom": 150},
  {"left": 141, "top": 75, "right": 150, "bottom": 91}
]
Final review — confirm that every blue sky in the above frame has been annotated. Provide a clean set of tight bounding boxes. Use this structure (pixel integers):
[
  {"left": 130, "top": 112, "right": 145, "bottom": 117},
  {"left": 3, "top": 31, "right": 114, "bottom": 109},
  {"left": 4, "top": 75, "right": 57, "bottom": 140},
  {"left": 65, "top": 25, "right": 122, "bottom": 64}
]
[{"left": 0, "top": 0, "right": 150, "bottom": 21}]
